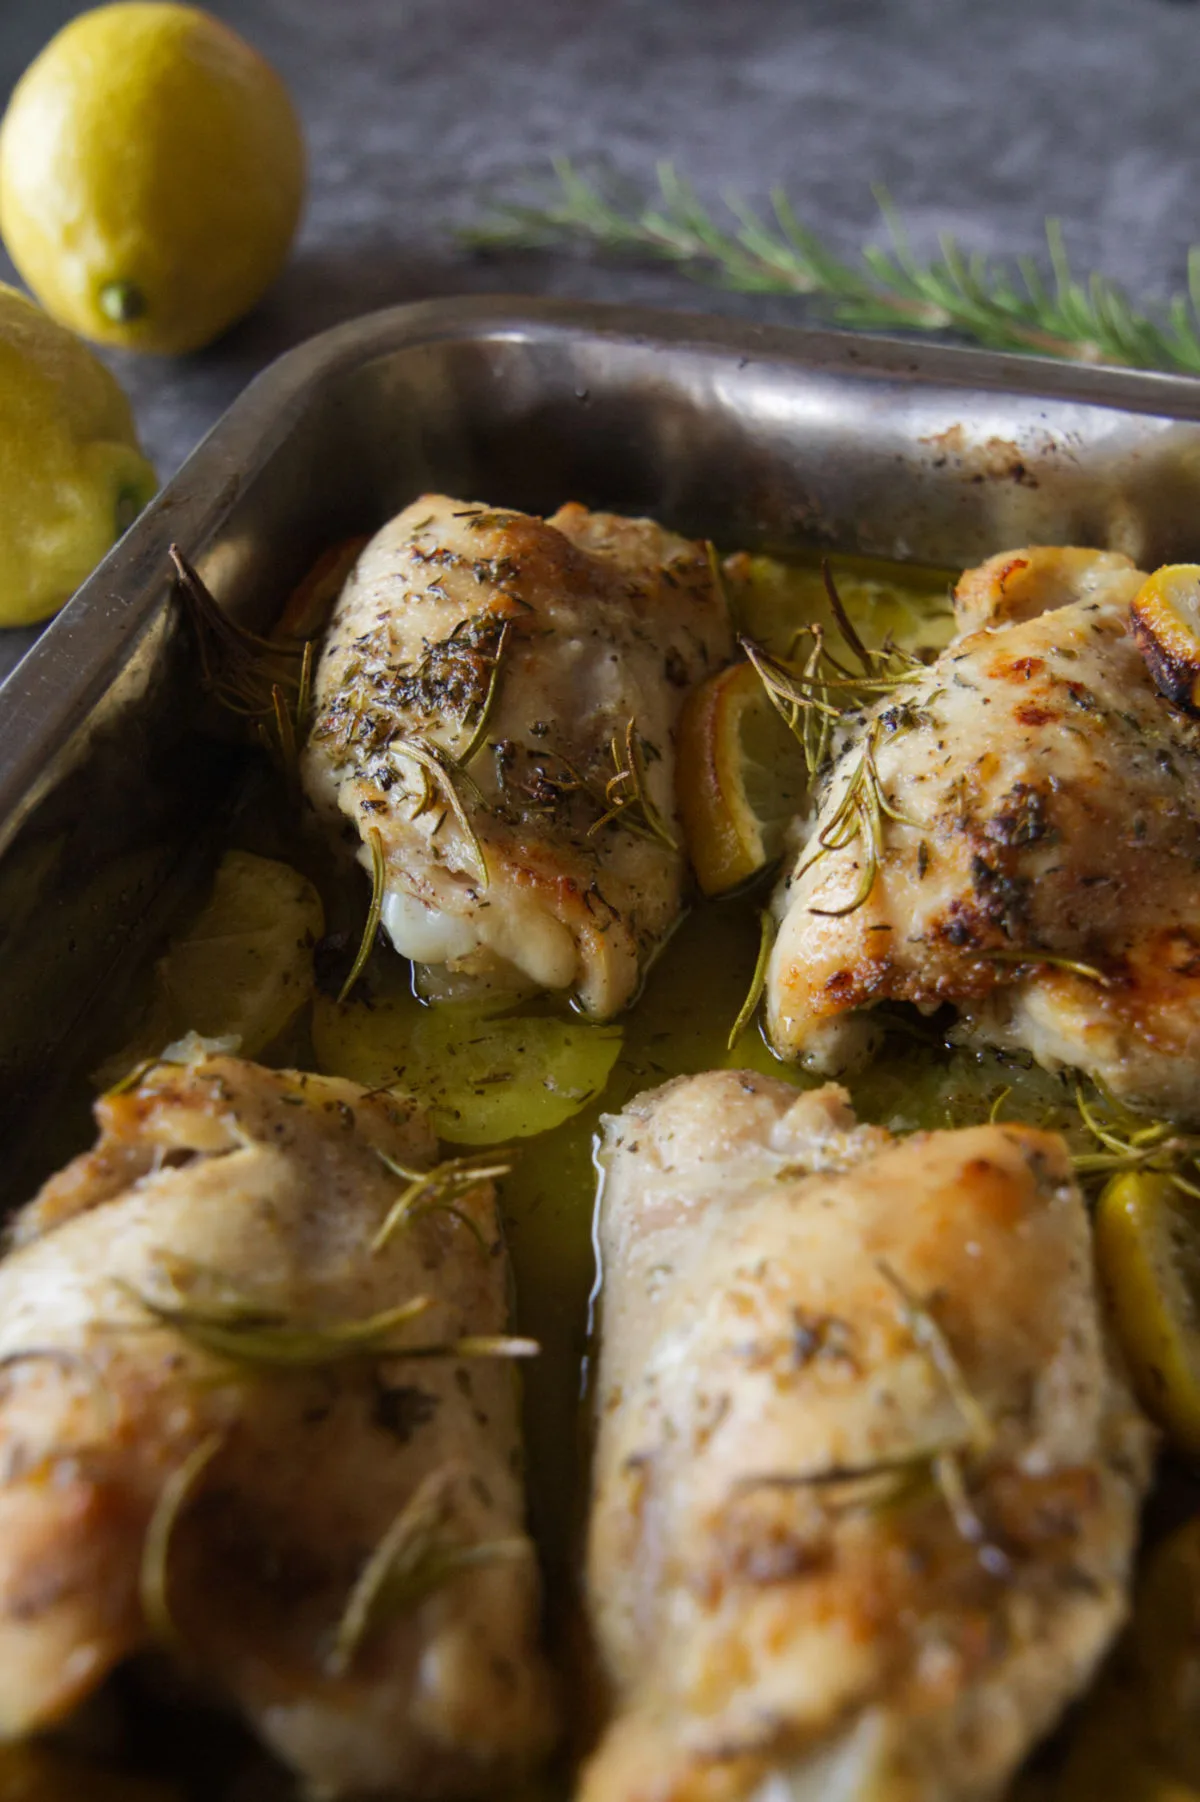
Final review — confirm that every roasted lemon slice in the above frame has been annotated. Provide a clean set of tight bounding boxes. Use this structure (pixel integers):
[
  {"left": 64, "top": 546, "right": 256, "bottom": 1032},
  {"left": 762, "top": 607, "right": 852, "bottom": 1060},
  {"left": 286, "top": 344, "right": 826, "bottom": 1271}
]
[
  {"left": 1095, "top": 1170, "right": 1200, "bottom": 1455},
  {"left": 676, "top": 659, "right": 810, "bottom": 896},
  {"left": 1131, "top": 565, "right": 1200, "bottom": 717}
]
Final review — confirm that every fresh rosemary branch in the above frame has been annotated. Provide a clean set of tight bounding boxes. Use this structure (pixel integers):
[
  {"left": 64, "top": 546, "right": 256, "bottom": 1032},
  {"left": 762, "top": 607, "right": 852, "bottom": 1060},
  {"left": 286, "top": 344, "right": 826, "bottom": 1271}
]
[
  {"left": 587, "top": 717, "right": 678, "bottom": 849},
  {"left": 140, "top": 1432, "right": 224, "bottom": 1645},
  {"left": 468, "top": 158, "right": 1200, "bottom": 375},
  {"left": 371, "top": 1149, "right": 509, "bottom": 1254},
  {"left": 329, "top": 1466, "right": 530, "bottom": 1674},
  {"left": 1072, "top": 1087, "right": 1200, "bottom": 1198}
]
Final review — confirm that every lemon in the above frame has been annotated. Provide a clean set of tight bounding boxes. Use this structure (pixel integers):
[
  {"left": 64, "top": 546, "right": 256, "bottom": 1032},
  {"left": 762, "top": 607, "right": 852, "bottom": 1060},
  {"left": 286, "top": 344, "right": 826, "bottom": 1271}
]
[
  {"left": 0, "top": 4, "right": 305, "bottom": 355},
  {"left": 676, "top": 659, "right": 810, "bottom": 895},
  {"left": 1094, "top": 1170, "right": 1200, "bottom": 1457},
  {"left": 0, "top": 280, "right": 156, "bottom": 625},
  {"left": 1131, "top": 565, "right": 1200, "bottom": 717}
]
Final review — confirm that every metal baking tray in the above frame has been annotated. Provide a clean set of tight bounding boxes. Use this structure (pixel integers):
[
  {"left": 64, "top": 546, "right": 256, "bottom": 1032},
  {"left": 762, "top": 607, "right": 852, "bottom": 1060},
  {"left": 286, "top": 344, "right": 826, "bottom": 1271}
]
[{"left": 4, "top": 292, "right": 1200, "bottom": 1206}]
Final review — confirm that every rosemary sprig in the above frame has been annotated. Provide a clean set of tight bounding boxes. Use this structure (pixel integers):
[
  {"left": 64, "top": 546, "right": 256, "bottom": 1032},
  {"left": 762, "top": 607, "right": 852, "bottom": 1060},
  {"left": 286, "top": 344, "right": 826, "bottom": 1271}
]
[
  {"left": 393, "top": 735, "right": 489, "bottom": 885},
  {"left": 743, "top": 594, "right": 924, "bottom": 917},
  {"left": 728, "top": 908, "right": 776, "bottom": 1051},
  {"left": 468, "top": 159, "right": 1200, "bottom": 376},
  {"left": 126, "top": 1277, "right": 434, "bottom": 1369},
  {"left": 456, "top": 618, "right": 512, "bottom": 766},
  {"left": 339, "top": 826, "right": 386, "bottom": 1004},
  {"left": 328, "top": 1467, "right": 530, "bottom": 1674},
  {"left": 170, "top": 546, "right": 312, "bottom": 772},
  {"left": 587, "top": 717, "right": 678, "bottom": 849},
  {"left": 796, "top": 717, "right": 921, "bottom": 917},
  {"left": 735, "top": 1449, "right": 942, "bottom": 1513},
  {"left": 1072, "top": 1087, "right": 1200, "bottom": 1197},
  {"left": 982, "top": 946, "right": 1111, "bottom": 986},
  {"left": 706, "top": 539, "right": 740, "bottom": 635},
  {"left": 140, "top": 1432, "right": 224, "bottom": 1645},
  {"left": 879, "top": 1259, "right": 993, "bottom": 1456},
  {"left": 127, "top": 1265, "right": 539, "bottom": 1368},
  {"left": 371, "top": 1150, "right": 510, "bottom": 1254}
]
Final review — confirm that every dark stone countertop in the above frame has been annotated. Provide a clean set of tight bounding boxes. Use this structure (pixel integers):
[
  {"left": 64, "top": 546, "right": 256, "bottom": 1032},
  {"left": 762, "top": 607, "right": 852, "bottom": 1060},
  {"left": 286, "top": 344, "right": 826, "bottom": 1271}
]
[{"left": 1, "top": 0, "right": 1198, "bottom": 675}]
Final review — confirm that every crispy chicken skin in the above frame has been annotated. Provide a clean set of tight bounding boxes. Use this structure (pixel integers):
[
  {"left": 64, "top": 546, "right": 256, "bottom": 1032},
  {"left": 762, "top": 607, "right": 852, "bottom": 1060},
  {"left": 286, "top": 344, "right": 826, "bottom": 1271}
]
[
  {"left": 765, "top": 547, "right": 1200, "bottom": 1120},
  {"left": 0, "top": 1056, "right": 554, "bottom": 1798},
  {"left": 302, "top": 496, "right": 732, "bottom": 1018},
  {"left": 583, "top": 1072, "right": 1152, "bottom": 1802}
]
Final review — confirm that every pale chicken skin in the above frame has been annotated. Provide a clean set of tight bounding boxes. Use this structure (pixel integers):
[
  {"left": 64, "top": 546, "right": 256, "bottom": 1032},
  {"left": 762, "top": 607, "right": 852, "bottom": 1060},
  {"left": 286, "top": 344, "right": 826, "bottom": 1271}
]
[
  {"left": 583, "top": 1071, "right": 1152, "bottom": 1802},
  {"left": 302, "top": 496, "right": 732, "bottom": 1018},
  {"left": 766, "top": 547, "right": 1200, "bottom": 1120},
  {"left": 0, "top": 1056, "right": 554, "bottom": 1798}
]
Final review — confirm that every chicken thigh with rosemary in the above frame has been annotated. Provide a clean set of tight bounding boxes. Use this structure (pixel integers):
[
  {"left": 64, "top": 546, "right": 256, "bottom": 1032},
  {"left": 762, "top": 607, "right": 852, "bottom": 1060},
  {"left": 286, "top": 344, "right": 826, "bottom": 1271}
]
[
  {"left": 765, "top": 546, "right": 1200, "bottom": 1121},
  {"left": 0, "top": 1054, "right": 554, "bottom": 1798},
  {"left": 583, "top": 1070, "right": 1152, "bottom": 1802},
  {"left": 302, "top": 496, "right": 732, "bottom": 1018}
]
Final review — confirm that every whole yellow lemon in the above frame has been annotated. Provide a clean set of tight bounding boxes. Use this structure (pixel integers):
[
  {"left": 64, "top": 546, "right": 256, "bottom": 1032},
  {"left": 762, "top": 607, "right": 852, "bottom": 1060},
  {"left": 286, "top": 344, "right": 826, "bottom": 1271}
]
[
  {"left": 0, "top": 280, "right": 157, "bottom": 625},
  {"left": 0, "top": 3, "right": 306, "bottom": 356}
]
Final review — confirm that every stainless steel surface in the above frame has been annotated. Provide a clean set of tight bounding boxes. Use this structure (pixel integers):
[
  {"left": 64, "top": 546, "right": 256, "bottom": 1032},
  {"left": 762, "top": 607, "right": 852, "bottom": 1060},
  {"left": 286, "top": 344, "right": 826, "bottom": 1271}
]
[{"left": 5, "top": 293, "right": 1200, "bottom": 1196}]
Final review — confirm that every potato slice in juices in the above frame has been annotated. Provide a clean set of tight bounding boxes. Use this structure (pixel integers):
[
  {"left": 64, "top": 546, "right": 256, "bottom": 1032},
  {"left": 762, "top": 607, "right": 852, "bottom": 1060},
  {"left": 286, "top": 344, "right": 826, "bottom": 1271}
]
[
  {"left": 313, "top": 990, "right": 622, "bottom": 1145},
  {"left": 96, "top": 850, "right": 324, "bottom": 1085},
  {"left": 1095, "top": 1170, "right": 1200, "bottom": 1455},
  {"left": 1131, "top": 565, "right": 1200, "bottom": 717}
]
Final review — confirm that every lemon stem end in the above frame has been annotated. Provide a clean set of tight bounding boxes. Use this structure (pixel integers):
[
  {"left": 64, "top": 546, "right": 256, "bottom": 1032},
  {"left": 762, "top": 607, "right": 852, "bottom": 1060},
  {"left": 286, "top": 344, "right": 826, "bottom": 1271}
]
[{"left": 99, "top": 280, "right": 146, "bottom": 323}]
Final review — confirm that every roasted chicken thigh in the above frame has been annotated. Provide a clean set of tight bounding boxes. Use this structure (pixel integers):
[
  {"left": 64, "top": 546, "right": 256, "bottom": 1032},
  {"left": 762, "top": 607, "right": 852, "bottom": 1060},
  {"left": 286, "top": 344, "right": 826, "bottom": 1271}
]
[
  {"left": 584, "top": 1070, "right": 1152, "bottom": 1802},
  {"left": 302, "top": 496, "right": 732, "bottom": 1018},
  {"left": 0, "top": 1055, "right": 554, "bottom": 1798},
  {"left": 765, "top": 547, "right": 1200, "bottom": 1119}
]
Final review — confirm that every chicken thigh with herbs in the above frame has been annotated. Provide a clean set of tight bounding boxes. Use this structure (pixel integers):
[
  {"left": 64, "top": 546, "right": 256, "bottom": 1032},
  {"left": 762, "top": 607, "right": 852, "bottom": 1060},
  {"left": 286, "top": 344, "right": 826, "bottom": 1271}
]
[
  {"left": 583, "top": 1070, "right": 1152, "bottom": 1802},
  {"left": 0, "top": 1054, "right": 554, "bottom": 1798},
  {"left": 765, "top": 546, "right": 1200, "bottom": 1120},
  {"left": 302, "top": 496, "right": 732, "bottom": 1018}
]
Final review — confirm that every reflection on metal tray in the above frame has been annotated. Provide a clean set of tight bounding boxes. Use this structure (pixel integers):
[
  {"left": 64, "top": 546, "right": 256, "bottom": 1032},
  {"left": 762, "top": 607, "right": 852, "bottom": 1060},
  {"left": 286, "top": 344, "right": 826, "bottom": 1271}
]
[{"left": 3, "top": 293, "right": 1200, "bottom": 1200}]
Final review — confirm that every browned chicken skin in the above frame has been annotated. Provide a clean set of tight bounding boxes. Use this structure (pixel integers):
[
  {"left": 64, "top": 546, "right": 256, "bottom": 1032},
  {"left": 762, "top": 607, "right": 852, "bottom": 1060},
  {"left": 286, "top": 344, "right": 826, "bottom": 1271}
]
[
  {"left": 0, "top": 1055, "right": 554, "bottom": 1797},
  {"left": 302, "top": 495, "right": 733, "bottom": 1018},
  {"left": 583, "top": 1072, "right": 1152, "bottom": 1802},
  {"left": 766, "top": 547, "right": 1200, "bottom": 1120}
]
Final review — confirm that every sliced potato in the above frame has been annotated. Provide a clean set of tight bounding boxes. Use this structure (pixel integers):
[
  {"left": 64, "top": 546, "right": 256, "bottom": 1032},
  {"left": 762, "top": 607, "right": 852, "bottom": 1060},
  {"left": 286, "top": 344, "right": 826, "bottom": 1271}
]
[
  {"left": 1131, "top": 565, "right": 1200, "bottom": 717},
  {"left": 1095, "top": 1170, "right": 1200, "bottom": 1456},
  {"left": 313, "top": 990, "right": 622, "bottom": 1145},
  {"left": 97, "top": 850, "right": 323, "bottom": 1085}
]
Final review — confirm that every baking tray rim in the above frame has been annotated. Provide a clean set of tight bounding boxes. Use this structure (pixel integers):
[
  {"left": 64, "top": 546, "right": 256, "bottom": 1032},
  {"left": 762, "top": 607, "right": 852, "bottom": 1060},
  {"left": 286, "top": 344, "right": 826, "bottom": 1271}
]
[{"left": 7, "top": 289, "right": 1200, "bottom": 846}]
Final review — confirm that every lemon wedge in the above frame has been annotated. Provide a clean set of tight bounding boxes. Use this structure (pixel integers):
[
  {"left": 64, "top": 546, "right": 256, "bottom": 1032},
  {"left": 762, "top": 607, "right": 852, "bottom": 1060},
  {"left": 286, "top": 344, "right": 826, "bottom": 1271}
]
[
  {"left": 1095, "top": 1169, "right": 1200, "bottom": 1456},
  {"left": 676, "top": 659, "right": 810, "bottom": 896},
  {"left": 1131, "top": 565, "right": 1200, "bottom": 716}
]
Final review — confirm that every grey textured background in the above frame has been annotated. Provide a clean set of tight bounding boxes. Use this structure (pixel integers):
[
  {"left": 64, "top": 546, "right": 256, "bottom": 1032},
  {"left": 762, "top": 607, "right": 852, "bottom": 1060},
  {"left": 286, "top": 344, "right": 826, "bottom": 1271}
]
[{"left": 1, "top": 0, "right": 1198, "bottom": 480}]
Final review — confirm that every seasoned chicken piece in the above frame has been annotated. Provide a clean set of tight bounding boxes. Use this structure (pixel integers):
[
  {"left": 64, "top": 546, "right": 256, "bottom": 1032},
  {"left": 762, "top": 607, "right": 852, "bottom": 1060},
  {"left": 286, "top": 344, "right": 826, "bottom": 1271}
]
[
  {"left": 302, "top": 496, "right": 732, "bottom": 1018},
  {"left": 765, "top": 546, "right": 1200, "bottom": 1120},
  {"left": 583, "top": 1071, "right": 1152, "bottom": 1802},
  {"left": 0, "top": 1055, "right": 554, "bottom": 1798}
]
